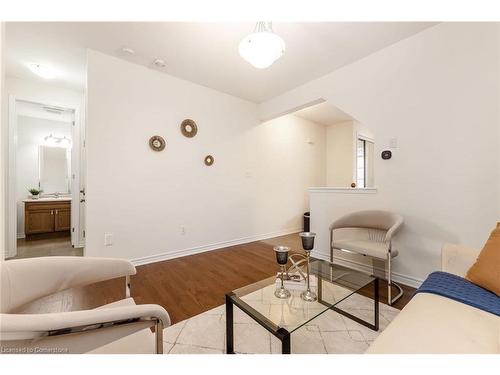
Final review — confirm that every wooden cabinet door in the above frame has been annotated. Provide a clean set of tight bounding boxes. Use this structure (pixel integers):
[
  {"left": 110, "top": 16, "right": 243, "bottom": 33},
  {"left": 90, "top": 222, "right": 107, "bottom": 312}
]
[
  {"left": 55, "top": 209, "right": 71, "bottom": 232},
  {"left": 26, "top": 210, "right": 55, "bottom": 234}
]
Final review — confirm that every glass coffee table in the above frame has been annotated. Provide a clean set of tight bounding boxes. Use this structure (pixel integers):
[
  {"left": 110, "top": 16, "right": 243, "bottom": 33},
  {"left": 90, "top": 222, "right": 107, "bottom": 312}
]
[{"left": 225, "top": 259, "right": 379, "bottom": 354}]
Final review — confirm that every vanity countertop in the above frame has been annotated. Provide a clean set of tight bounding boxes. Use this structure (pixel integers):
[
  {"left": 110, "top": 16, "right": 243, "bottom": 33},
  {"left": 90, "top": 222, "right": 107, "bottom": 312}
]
[{"left": 23, "top": 197, "right": 72, "bottom": 203}]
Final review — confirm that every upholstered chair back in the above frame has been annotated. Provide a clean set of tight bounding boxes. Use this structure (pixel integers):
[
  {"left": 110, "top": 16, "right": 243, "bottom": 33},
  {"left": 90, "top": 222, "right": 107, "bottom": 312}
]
[
  {"left": 330, "top": 210, "right": 403, "bottom": 242},
  {"left": 0, "top": 257, "right": 136, "bottom": 313}
]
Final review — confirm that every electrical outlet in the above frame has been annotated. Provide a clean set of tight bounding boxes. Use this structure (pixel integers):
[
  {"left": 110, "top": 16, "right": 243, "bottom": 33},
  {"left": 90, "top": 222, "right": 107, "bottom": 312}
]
[
  {"left": 104, "top": 233, "right": 113, "bottom": 246},
  {"left": 181, "top": 226, "right": 186, "bottom": 235}
]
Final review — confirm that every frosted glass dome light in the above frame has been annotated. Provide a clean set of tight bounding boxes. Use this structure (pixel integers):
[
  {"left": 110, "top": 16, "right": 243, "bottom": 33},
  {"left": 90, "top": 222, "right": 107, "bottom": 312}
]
[{"left": 239, "top": 22, "right": 285, "bottom": 69}]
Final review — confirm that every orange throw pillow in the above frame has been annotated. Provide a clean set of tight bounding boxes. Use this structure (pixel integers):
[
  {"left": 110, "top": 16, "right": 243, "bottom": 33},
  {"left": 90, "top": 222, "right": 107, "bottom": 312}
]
[{"left": 466, "top": 222, "right": 500, "bottom": 296}]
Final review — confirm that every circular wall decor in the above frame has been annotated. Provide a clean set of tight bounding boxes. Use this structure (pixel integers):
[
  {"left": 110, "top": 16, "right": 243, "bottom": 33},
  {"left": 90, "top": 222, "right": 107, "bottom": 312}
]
[
  {"left": 204, "top": 155, "right": 214, "bottom": 166},
  {"left": 180, "top": 119, "right": 198, "bottom": 138},
  {"left": 149, "top": 135, "right": 166, "bottom": 151}
]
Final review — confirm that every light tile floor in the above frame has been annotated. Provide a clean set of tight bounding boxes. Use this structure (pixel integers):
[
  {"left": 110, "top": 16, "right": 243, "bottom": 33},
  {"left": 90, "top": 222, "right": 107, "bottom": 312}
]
[{"left": 162, "top": 291, "right": 399, "bottom": 354}]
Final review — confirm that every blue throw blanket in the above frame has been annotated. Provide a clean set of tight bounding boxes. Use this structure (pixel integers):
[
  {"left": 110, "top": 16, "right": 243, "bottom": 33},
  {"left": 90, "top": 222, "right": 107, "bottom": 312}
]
[{"left": 415, "top": 271, "right": 500, "bottom": 316}]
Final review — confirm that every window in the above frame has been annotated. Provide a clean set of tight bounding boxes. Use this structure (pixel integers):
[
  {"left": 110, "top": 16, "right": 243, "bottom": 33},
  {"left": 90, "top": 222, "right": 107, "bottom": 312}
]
[{"left": 356, "top": 137, "right": 374, "bottom": 188}]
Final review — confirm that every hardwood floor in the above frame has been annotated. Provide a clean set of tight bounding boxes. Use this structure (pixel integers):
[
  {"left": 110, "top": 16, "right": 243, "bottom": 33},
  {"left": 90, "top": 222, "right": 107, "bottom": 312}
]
[
  {"left": 17, "top": 233, "right": 416, "bottom": 324},
  {"left": 10, "top": 235, "right": 83, "bottom": 260}
]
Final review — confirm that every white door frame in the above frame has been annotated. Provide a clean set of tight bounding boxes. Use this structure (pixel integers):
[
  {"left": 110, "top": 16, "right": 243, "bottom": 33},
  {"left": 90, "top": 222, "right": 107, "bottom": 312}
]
[
  {"left": 6, "top": 96, "right": 17, "bottom": 259},
  {"left": 6, "top": 95, "right": 84, "bottom": 259},
  {"left": 71, "top": 106, "right": 84, "bottom": 248}
]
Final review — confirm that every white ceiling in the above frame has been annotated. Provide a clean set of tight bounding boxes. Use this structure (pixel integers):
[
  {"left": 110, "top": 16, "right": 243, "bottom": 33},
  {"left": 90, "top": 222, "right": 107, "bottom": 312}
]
[
  {"left": 294, "top": 102, "right": 355, "bottom": 126},
  {"left": 5, "top": 22, "right": 437, "bottom": 103}
]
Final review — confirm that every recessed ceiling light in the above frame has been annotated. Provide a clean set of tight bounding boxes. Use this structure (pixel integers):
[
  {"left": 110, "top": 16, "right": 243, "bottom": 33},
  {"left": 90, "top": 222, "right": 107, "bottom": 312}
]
[
  {"left": 120, "top": 47, "right": 135, "bottom": 55},
  {"left": 153, "top": 58, "right": 166, "bottom": 68},
  {"left": 26, "top": 63, "right": 59, "bottom": 79}
]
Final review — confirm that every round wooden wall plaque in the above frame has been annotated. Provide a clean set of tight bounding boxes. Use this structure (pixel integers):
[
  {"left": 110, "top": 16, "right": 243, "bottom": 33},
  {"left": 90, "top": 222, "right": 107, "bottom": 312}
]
[
  {"left": 204, "top": 155, "right": 214, "bottom": 166},
  {"left": 149, "top": 135, "right": 166, "bottom": 151},
  {"left": 181, "top": 119, "right": 198, "bottom": 138}
]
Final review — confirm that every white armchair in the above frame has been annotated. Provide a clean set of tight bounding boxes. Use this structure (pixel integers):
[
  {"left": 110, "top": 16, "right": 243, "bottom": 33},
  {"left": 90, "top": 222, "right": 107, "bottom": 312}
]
[
  {"left": 329, "top": 210, "right": 404, "bottom": 305},
  {"left": 0, "top": 257, "right": 170, "bottom": 354}
]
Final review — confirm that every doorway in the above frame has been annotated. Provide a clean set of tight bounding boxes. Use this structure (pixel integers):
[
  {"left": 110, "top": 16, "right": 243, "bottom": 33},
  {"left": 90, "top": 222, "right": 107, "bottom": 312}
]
[{"left": 6, "top": 98, "right": 85, "bottom": 260}]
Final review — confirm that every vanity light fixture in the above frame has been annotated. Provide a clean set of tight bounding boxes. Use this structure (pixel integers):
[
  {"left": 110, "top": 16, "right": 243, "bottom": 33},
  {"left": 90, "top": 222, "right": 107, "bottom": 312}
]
[
  {"left": 44, "top": 134, "right": 71, "bottom": 146},
  {"left": 239, "top": 22, "right": 286, "bottom": 69},
  {"left": 26, "top": 63, "right": 59, "bottom": 80}
]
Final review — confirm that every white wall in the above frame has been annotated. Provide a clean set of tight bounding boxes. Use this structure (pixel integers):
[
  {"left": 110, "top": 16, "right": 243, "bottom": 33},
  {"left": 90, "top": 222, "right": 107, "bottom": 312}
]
[
  {"left": 259, "top": 23, "right": 500, "bottom": 284},
  {"left": 86, "top": 50, "right": 326, "bottom": 262},
  {"left": 325, "top": 120, "right": 375, "bottom": 188},
  {"left": 16, "top": 116, "right": 72, "bottom": 237},
  {"left": 326, "top": 121, "right": 354, "bottom": 187}
]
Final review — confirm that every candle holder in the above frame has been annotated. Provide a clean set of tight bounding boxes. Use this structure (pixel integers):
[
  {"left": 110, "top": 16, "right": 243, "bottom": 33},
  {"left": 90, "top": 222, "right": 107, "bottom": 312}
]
[
  {"left": 299, "top": 232, "right": 317, "bottom": 302},
  {"left": 274, "top": 246, "right": 291, "bottom": 299}
]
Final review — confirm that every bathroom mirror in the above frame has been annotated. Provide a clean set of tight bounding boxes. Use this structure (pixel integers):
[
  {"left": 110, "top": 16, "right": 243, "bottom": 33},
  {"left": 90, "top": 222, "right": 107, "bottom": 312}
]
[{"left": 39, "top": 145, "right": 71, "bottom": 194}]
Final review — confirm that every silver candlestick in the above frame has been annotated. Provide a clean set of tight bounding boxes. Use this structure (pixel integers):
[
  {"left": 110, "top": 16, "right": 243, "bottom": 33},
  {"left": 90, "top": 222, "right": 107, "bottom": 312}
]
[
  {"left": 274, "top": 246, "right": 291, "bottom": 299},
  {"left": 299, "top": 232, "right": 317, "bottom": 302}
]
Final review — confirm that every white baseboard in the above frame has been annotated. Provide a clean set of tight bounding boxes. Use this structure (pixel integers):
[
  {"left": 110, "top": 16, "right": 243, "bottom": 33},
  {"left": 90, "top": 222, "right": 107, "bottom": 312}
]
[
  {"left": 311, "top": 251, "right": 424, "bottom": 288},
  {"left": 17, "top": 233, "right": 25, "bottom": 239},
  {"left": 131, "top": 228, "right": 302, "bottom": 267}
]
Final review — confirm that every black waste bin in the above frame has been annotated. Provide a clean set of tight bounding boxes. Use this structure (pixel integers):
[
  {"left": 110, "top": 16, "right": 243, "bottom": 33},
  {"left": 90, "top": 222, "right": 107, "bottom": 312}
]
[{"left": 303, "top": 212, "right": 310, "bottom": 232}]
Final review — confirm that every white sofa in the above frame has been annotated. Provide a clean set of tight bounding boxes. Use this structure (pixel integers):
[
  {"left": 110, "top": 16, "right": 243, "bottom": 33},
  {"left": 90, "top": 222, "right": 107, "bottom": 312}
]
[{"left": 367, "top": 244, "right": 500, "bottom": 354}]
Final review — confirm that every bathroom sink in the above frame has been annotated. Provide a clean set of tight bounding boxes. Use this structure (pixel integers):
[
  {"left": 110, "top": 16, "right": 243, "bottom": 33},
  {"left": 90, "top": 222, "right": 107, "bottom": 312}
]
[{"left": 24, "top": 196, "right": 72, "bottom": 202}]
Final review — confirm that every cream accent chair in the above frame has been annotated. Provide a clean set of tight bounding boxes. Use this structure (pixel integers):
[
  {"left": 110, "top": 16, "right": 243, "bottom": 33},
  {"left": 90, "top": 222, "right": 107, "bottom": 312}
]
[
  {"left": 329, "top": 210, "right": 404, "bottom": 305},
  {"left": 0, "top": 257, "right": 170, "bottom": 354}
]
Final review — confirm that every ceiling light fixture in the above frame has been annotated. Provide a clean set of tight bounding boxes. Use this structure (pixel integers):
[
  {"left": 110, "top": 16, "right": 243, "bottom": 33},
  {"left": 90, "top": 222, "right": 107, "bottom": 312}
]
[
  {"left": 121, "top": 47, "right": 136, "bottom": 55},
  {"left": 239, "top": 22, "right": 285, "bottom": 69},
  {"left": 26, "top": 63, "right": 59, "bottom": 80}
]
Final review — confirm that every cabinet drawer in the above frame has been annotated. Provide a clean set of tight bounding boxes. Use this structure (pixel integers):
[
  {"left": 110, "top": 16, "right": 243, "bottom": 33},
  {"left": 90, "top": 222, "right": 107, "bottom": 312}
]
[{"left": 25, "top": 201, "right": 70, "bottom": 212}]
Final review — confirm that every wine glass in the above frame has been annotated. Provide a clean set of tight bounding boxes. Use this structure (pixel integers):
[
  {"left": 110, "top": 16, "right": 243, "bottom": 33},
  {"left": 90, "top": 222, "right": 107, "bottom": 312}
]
[
  {"left": 274, "top": 246, "right": 291, "bottom": 299},
  {"left": 299, "top": 232, "right": 317, "bottom": 302}
]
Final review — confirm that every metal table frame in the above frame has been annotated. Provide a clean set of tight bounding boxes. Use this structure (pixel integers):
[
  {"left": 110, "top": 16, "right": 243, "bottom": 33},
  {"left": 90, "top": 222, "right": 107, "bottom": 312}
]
[
  {"left": 225, "top": 267, "right": 379, "bottom": 354},
  {"left": 226, "top": 292, "right": 291, "bottom": 354},
  {"left": 318, "top": 275, "right": 379, "bottom": 331}
]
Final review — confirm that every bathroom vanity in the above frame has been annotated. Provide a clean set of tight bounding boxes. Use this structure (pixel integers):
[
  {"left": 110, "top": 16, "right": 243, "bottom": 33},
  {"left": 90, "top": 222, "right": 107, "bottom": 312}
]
[{"left": 24, "top": 198, "right": 71, "bottom": 238}]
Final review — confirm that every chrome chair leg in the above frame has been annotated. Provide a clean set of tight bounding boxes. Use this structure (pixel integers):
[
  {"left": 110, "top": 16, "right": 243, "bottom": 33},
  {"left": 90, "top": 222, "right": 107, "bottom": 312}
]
[
  {"left": 387, "top": 252, "right": 392, "bottom": 303},
  {"left": 155, "top": 319, "right": 164, "bottom": 354},
  {"left": 329, "top": 229, "right": 333, "bottom": 262},
  {"left": 387, "top": 252, "right": 403, "bottom": 305},
  {"left": 391, "top": 282, "right": 404, "bottom": 305},
  {"left": 124, "top": 275, "right": 164, "bottom": 354}
]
